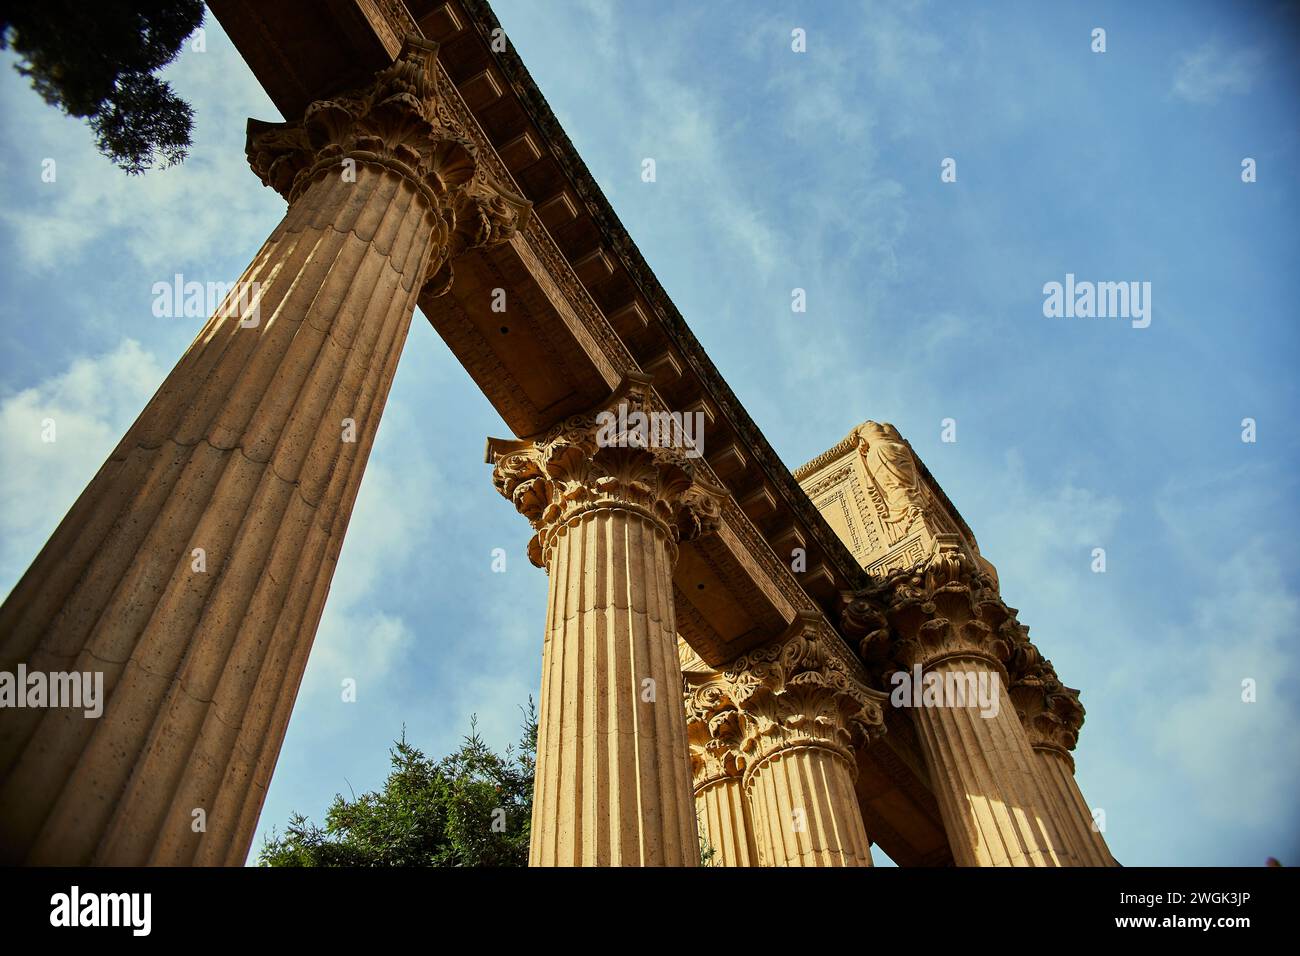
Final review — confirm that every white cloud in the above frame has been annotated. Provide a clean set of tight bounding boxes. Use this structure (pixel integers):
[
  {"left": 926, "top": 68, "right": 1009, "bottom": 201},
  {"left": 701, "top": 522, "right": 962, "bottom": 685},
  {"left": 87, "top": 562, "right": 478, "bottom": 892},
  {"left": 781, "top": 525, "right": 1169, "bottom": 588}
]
[
  {"left": 294, "top": 399, "right": 444, "bottom": 716},
  {"left": 969, "top": 455, "right": 1300, "bottom": 857},
  {"left": 0, "top": 339, "right": 166, "bottom": 592},
  {"left": 0, "top": 23, "right": 284, "bottom": 276},
  {"left": 1172, "top": 43, "right": 1262, "bottom": 104},
  {"left": 307, "top": 610, "right": 414, "bottom": 702},
  {"left": 1143, "top": 539, "right": 1299, "bottom": 826}
]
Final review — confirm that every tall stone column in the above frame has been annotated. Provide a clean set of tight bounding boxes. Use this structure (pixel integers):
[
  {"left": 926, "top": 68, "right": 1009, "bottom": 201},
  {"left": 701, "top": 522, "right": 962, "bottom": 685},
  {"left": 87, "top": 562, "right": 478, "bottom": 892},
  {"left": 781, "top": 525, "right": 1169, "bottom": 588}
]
[
  {"left": 684, "top": 671, "right": 757, "bottom": 866},
  {"left": 726, "top": 615, "right": 884, "bottom": 867},
  {"left": 845, "top": 542, "right": 1071, "bottom": 867},
  {"left": 1009, "top": 652, "right": 1118, "bottom": 866},
  {"left": 489, "top": 383, "right": 723, "bottom": 866},
  {"left": 0, "top": 38, "right": 526, "bottom": 865}
]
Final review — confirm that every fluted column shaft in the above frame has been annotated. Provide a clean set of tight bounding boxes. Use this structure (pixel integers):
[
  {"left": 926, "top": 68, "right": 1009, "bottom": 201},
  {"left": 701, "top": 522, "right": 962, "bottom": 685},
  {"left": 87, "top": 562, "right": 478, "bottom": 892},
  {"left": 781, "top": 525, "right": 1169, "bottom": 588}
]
[
  {"left": 744, "top": 742, "right": 871, "bottom": 867},
  {"left": 0, "top": 159, "right": 436, "bottom": 866},
  {"left": 1008, "top": 653, "right": 1119, "bottom": 867},
  {"left": 910, "top": 658, "right": 1067, "bottom": 866},
  {"left": 845, "top": 545, "right": 1076, "bottom": 866},
  {"left": 491, "top": 386, "right": 724, "bottom": 866},
  {"left": 695, "top": 775, "right": 757, "bottom": 866},
  {"left": 532, "top": 505, "right": 697, "bottom": 865},
  {"left": 725, "top": 618, "right": 884, "bottom": 867},
  {"left": 1032, "top": 749, "right": 1116, "bottom": 865},
  {"left": 0, "top": 38, "right": 526, "bottom": 865},
  {"left": 684, "top": 669, "right": 757, "bottom": 866}
]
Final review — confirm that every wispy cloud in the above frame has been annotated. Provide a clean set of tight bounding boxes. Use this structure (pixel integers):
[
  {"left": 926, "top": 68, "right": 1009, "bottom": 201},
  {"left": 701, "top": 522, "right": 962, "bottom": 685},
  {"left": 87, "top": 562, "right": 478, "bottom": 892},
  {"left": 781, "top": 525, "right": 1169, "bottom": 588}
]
[
  {"left": 0, "top": 339, "right": 165, "bottom": 591},
  {"left": 295, "top": 399, "right": 444, "bottom": 724},
  {"left": 0, "top": 28, "right": 282, "bottom": 275},
  {"left": 1172, "top": 42, "right": 1262, "bottom": 104}
]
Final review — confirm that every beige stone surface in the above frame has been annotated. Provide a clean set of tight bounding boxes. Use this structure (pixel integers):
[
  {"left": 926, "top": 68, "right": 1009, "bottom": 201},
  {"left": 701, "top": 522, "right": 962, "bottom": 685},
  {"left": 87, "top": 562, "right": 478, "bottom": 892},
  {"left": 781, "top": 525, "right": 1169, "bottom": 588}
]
[
  {"left": 489, "top": 380, "right": 724, "bottom": 865},
  {"left": 0, "top": 0, "right": 1121, "bottom": 868},
  {"left": 843, "top": 541, "right": 1073, "bottom": 866},
  {"left": 1010, "top": 658, "right": 1119, "bottom": 866},
  {"left": 910, "top": 660, "right": 1066, "bottom": 867},
  {"left": 724, "top": 617, "right": 885, "bottom": 867},
  {"left": 0, "top": 38, "right": 524, "bottom": 865},
  {"left": 684, "top": 664, "right": 757, "bottom": 866}
]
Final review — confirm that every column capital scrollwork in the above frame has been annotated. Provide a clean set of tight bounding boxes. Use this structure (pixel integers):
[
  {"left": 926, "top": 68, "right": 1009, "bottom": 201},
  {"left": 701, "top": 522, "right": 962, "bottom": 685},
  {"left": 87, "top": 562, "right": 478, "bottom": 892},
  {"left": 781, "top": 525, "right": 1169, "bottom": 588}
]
[
  {"left": 245, "top": 36, "right": 530, "bottom": 297},
  {"left": 841, "top": 535, "right": 1015, "bottom": 684},
  {"left": 684, "top": 676, "right": 746, "bottom": 789},
  {"left": 487, "top": 375, "right": 725, "bottom": 569},
  {"left": 724, "top": 613, "right": 886, "bottom": 777},
  {"left": 1007, "top": 648, "right": 1086, "bottom": 763}
]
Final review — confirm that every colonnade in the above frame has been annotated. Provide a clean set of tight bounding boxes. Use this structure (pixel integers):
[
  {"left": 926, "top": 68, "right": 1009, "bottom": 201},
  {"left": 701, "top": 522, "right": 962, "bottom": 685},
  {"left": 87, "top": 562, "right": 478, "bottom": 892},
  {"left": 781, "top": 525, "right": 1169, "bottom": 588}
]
[{"left": 0, "top": 35, "right": 1114, "bottom": 869}]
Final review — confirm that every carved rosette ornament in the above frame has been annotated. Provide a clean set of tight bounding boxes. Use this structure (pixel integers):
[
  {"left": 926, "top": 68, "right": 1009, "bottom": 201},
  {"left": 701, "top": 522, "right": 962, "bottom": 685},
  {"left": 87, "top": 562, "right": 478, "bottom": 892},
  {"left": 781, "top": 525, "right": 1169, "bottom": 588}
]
[
  {"left": 245, "top": 36, "right": 529, "bottom": 297},
  {"left": 725, "top": 616, "right": 885, "bottom": 773}
]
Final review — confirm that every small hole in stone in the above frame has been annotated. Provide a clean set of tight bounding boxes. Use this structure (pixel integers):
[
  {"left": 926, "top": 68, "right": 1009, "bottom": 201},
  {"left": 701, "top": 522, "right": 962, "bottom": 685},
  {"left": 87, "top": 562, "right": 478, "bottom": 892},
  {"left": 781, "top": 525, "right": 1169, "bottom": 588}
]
[
  {"left": 499, "top": 326, "right": 509, "bottom": 334},
  {"left": 696, "top": 583, "right": 705, "bottom": 590}
]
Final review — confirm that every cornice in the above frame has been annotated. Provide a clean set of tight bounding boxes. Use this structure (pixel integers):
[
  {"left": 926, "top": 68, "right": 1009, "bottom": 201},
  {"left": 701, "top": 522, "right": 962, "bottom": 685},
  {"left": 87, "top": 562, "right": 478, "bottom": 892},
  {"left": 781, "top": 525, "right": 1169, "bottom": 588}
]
[{"left": 455, "top": 0, "right": 866, "bottom": 593}]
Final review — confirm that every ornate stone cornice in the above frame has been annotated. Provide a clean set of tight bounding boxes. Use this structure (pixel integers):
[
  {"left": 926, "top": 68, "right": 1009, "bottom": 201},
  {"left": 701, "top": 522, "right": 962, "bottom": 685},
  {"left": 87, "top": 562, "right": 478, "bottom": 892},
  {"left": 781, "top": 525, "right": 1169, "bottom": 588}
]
[
  {"left": 841, "top": 536, "right": 1016, "bottom": 686},
  {"left": 455, "top": 0, "right": 865, "bottom": 593},
  {"left": 723, "top": 614, "right": 886, "bottom": 778},
  {"left": 793, "top": 429, "right": 860, "bottom": 482},
  {"left": 245, "top": 35, "right": 530, "bottom": 296},
  {"left": 487, "top": 375, "right": 725, "bottom": 569}
]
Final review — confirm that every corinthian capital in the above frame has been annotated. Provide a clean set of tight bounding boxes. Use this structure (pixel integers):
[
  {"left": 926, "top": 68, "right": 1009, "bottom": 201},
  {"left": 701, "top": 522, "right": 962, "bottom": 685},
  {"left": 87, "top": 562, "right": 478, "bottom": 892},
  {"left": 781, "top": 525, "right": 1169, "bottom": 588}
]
[
  {"left": 684, "top": 677, "right": 746, "bottom": 788},
  {"left": 723, "top": 614, "right": 885, "bottom": 770},
  {"left": 245, "top": 36, "right": 529, "bottom": 294},
  {"left": 842, "top": 535, "right": 1014, "bottom": 682},
  {"left": 487, "top": 376, "right": 725, "bottom": 569},
  {"left": 1007, "top": 649, "right": 1086, "bottom": 761}
]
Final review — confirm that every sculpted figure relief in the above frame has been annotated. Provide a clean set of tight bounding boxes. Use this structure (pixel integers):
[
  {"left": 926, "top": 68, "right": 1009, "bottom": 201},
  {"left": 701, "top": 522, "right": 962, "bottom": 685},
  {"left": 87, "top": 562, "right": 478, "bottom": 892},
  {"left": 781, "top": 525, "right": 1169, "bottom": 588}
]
[{"left": 857, "top": 421, "right": 929, "bottom": 538}]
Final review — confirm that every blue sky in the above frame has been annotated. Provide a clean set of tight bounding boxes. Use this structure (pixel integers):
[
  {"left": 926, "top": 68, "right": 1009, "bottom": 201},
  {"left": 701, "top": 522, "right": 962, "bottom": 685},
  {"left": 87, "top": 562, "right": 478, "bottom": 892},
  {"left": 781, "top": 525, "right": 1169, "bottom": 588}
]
[{"left": 1, "top": 0, "right": 1297, "bottom": 867}]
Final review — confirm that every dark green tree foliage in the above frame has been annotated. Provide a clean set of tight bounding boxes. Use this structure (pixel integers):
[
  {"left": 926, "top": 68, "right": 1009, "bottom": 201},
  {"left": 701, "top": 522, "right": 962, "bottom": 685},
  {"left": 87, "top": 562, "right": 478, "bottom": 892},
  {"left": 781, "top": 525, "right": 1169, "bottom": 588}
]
[
  {"left": 0, "top": 1, "right": 204, "bottom": 173},
  {"left": 259, "top": 703, "right": 538, "bottom": 867}
]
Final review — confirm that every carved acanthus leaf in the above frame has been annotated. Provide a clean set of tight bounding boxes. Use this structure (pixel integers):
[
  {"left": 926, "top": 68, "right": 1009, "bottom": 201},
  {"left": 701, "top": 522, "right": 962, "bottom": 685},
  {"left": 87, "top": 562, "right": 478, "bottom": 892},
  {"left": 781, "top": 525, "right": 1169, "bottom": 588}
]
[
  {"left": 245, "top": 36, "right": 530, "bottom": 296},
  {"left": 722, "top": 617, "right": 885, "bottom": 770},
  {"left": 841, "top": 536, "right": 1012, "bottom": 685},
  {"left": 684, "top": 677, "right": 746, "bottom": 786},
  {"left": 488, "top": 377, "right": 727, "bottom": 569},
  {"left": 1007, "top": 643, "right": 1086, "bottom": 757}
]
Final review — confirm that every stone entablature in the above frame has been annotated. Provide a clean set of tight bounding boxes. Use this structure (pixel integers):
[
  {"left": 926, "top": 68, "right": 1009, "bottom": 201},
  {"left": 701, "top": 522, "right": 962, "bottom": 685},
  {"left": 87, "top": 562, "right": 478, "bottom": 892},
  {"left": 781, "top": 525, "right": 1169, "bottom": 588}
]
[
  {"left": 794, "top": 421, "right": 995, "bottom": 580},
  {"left": 0, "top": 0, "right": 1117, "bottom": 869}
]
